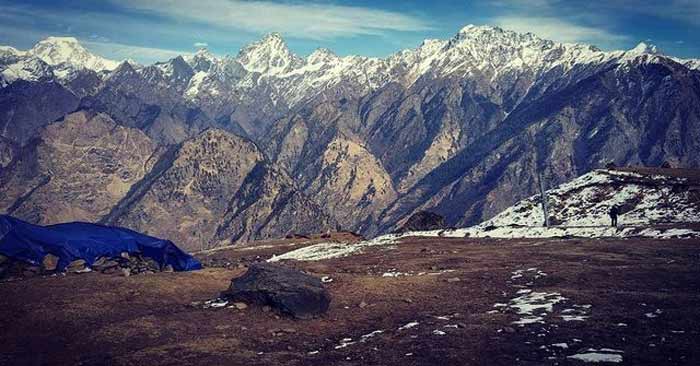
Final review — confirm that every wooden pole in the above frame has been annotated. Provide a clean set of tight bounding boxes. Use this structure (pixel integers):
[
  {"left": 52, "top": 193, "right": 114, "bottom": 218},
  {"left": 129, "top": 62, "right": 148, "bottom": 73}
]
[{"left": 538, "top": 171, "right": 550, "bottom": 227}]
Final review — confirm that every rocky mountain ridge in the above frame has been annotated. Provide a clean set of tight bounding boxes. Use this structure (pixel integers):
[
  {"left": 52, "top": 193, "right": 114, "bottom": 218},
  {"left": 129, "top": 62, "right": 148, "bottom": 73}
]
[
  {"left": 0, "top": 111, "right": 335, "bottom": 250},
  {"left": 1, "top": 25, "right": 700, "bottom": 244}
]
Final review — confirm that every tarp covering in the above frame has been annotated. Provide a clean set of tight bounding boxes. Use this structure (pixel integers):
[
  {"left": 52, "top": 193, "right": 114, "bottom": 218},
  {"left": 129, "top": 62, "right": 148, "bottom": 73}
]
[{"left": 0, "top": 215, "right": 201, "bottom": 271}]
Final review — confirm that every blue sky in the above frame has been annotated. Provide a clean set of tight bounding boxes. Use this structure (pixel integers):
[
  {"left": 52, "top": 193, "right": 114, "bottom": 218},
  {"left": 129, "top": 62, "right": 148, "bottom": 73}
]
[{"left": 0, "top": 0, "right": 698, "bottom": 64}]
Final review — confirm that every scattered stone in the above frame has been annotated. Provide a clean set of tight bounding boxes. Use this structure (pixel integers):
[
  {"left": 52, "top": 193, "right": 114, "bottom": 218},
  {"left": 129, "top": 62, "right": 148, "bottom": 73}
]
[
  {"left": 163, "top": 265, "right": 174, "bottom": 272},
  {"left": 403, "top": 298, "right": 413, "bottom": 304},
  {"left": 92, "top": 257, "right": 119, "bottom": 272},
  {"left": 221, "top": 263, "right": 331, "bottom": 319},
  {"left": 233, "top": 302, "right": 248, "bottom": 310},
  {"left": 359, "top": 301, "right": 368, "bottom": 308},
  {"left": 121, "top": 268, "right": 131, "bottom": 277},
  {"left": 74, "top": 267, "right": 93, "bottom": 274},
  {"left": 503, "top": 327, "right": 516, "bottom": 334},
  {"left": 42, "top": 254, "right": 59, "bottom": 271},
  {"left": 447, "top": 277, "right": 461, "bottom": 283},
  {"left": 66, "top": 259, "right": 87, "bottom": 273}
]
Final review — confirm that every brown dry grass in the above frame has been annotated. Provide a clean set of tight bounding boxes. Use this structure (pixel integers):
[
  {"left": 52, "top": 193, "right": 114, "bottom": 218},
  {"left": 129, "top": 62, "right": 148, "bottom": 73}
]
[{"left": 1, "top": 236, "right": 699, "bottom": 365}]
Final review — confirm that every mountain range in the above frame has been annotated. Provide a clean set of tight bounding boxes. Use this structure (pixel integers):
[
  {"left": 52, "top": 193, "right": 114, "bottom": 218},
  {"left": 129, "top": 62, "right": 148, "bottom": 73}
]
[{"left": 1, "top": 25, "right": 699, "bottom": 249}]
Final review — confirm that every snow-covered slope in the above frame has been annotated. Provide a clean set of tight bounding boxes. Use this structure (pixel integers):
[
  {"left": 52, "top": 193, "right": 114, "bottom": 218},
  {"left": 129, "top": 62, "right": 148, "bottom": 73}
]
[
  {"left": 0, "top": 58, "right": 54, "bottom": 86},
  {"left": 29, "top": 37, "right": 119, "bottom": 72},
  {"left": 486, "top": 169, "right": 699, "bottom": 227},
  {"left": 0, "top": 36, "right": 119, "bottom": 87},
  {"left": 417, "top": 169, "right": 700, "bottom": 239}
]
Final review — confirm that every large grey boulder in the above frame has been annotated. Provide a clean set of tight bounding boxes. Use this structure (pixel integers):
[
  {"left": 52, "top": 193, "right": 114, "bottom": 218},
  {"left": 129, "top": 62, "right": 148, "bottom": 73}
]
[
  {"left": 397, "top": 211, "right": 447, "bottom": 233},
  {"left": 221, "top": 263, "right": 331, "bottom": 319}
]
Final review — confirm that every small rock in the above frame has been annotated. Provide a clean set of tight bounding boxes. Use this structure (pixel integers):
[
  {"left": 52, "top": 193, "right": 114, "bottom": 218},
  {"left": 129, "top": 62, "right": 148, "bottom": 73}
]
[
  {"left": 163, "top": 265, "right": 174, "bottom": 272},
  {"left": 233, "top": 302, "right": 248, "bottom": 310},
  {"left": 504, "top": 327, "right": 516, "bottom": 334},
  {"left": 42, "top": 254, "right": 59, "bottom": 271},
  {"left": 359, "top": 301, "right": 368, "bottom": 308},
  {"left": 446, "top": 277, "right": 461, "bottom": 283},
  {"left": 262, "top": 305, "right": 271, "bottom": 313},
  {"left": 403, "top": 298, "right": 413, "bottom": 304},
  {"left": 282, "top": 328, "right": 297, "bottom": 334},
  {"left": 121, "top": 268, "right": 131, "bottom": 277},
  {"left": 92, "top": 257, "right": 119, "bottom": 272},
  {"left": 66, "top": 259, "right": 87, "bottom": 273},
  {"left": 75, "top": 267, "right": 93, "bottom": 274}
]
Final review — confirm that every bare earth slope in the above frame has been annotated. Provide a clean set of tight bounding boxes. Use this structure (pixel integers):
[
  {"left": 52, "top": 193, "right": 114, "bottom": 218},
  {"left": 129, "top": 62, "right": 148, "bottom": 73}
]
[{"left": 2, "top": 235, "right": 699, "bottom": 365}]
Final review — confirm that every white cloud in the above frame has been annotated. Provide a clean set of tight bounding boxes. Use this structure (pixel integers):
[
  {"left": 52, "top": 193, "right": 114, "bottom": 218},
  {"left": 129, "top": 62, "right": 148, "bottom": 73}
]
[
  {"left": 84, "top": 41, "right": 189, "bottom": 64},
  {"left": 193, "top": 42, "right": 208, "bottom": 48},
  {"left": 113, "top": 0, "right": 431, "bottom": 40},
  {"left": 492, "top": 16, "right": 629, "bottom": 47}
]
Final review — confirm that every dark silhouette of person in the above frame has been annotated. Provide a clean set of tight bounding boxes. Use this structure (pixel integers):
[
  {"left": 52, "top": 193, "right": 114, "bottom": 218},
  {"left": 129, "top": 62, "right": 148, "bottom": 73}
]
[{"left": 609, "top": 205, "right": 619, "bottom": 227}]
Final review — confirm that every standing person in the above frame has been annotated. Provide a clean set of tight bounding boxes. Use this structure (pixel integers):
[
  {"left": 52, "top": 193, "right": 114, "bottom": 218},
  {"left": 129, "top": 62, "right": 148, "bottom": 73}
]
[{"left": 608, "top": 205, "right": 619, "bottom": 228}]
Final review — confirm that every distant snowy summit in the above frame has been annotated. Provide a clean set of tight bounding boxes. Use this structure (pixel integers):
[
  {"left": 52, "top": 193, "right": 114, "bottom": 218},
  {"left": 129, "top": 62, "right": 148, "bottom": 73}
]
[{"left": 2, "top": 25, "right": 699, "bottom": 91}]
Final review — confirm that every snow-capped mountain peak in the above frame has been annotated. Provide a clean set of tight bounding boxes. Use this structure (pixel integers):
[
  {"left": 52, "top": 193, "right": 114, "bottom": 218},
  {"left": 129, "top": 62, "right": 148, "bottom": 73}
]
[
  {"left": 184, "top": 48, "right": 219, "bottom": 73},
  {"left": 237, "top": 33, "right": 303, "bottom": 75},
  {"left": 307, "top": 48, "right": 339, "bottom": 65},
  {"left": 627, "top": 42, "right": 661, "bottom": 56},
  {"left": 0, "top": 57, "right": 54, "bottom": 87},
  {"left": 29, "top": 36, "right": 119, "bottom": 72}
]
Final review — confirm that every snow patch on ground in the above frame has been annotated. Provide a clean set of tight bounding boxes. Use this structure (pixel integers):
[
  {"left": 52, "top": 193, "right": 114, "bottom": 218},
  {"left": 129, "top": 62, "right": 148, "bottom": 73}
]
[
  {"left": 567, "top": 349, "right": 624, "bottom": 363},
  {"left": 398, "top": 321, "right": 420, "bottom": 330},
  {"left": 509, "top": 291, "right": 568, "bottom": 325},
  {"left": 268, "top": 235, "right": 398, "bottom": 262}
]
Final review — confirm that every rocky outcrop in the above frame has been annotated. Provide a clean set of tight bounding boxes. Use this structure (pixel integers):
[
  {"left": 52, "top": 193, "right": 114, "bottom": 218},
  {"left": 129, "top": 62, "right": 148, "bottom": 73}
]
[
  {"left": 0, "top": 110, "right": 160, "bottom": 224},
  {"left": 221, "top": 263, "right": 331, "bottom": 319},
  {"left": 103, "top": 129, "right": 335, "bottom": 251},
  {"left": 82, "top": 61, "right": 246, "bottom": 145},
  {"left": 397, "top": 211, "right": 447, "bottom": 233},
  {"left": 0, "top": 136, "right": 15, "bottom": 169},
  {"left": 215, "top": 162, "right": 336, "bottom": 244},
  {"left": 0, "top": 80, "right": 79, "bottom": 145},
  {"left": 304, "top": 137, "right": 396, "bottom": 232},
  {"left": 0, "top": 115, "right": 335, "bottom": 250}
]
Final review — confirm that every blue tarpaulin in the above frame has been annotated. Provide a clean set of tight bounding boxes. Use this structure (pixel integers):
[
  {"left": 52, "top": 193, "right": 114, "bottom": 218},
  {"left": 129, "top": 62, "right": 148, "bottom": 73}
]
[{"left": 0, "top": 215, "right": 202, "bottom": 271}]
